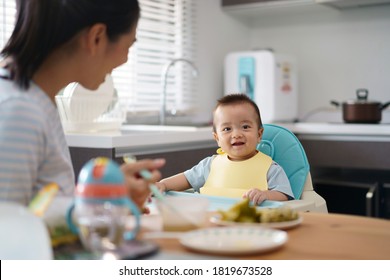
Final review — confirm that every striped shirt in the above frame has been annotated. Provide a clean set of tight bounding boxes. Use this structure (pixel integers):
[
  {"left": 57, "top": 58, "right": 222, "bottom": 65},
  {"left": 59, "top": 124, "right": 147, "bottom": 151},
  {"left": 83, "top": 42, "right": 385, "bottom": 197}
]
[{"left": 0, "top": 69, "right": 75, "bottom": 205}]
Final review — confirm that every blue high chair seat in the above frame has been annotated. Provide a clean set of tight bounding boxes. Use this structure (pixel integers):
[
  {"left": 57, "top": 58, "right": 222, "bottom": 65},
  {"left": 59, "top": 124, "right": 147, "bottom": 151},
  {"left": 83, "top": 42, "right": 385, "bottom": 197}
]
[{"left": 258, "top": 124, "right": 327, "bottom": 212}]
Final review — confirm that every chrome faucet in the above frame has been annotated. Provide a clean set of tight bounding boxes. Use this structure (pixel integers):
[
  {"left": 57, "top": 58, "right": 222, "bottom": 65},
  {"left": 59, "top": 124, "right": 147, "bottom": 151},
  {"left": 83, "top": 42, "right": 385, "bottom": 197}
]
[{"left": 160, "top": 58, "right": 198, "bottom": 125}]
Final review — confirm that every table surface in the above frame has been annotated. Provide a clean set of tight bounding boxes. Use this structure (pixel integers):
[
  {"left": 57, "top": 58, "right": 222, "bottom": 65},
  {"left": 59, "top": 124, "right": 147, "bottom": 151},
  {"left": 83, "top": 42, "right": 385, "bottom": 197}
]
[
  {"left": 53, "top": 193, "right": 390, "bottom": 260},
  {"left": 141, "top": 211, "right": 390, "bottom": 260}
]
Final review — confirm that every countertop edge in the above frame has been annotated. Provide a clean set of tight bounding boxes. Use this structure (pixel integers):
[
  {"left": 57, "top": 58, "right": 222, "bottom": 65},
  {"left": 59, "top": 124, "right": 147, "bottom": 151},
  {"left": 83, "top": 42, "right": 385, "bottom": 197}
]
[{"left": 65, "top": 123, "right": 390, "bottom": 149}]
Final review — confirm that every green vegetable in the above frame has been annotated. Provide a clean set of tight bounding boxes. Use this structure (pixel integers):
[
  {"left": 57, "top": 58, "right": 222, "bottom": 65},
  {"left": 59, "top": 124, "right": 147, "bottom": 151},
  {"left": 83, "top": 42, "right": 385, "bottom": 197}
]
[{"left": 219, "top": 199, "right": 298, "bottom": 224}]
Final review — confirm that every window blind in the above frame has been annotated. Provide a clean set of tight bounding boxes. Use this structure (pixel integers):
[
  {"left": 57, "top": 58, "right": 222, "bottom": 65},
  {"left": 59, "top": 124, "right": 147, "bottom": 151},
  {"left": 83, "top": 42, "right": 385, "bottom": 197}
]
[
  {"left": 0, "top": 0, "right": 198, "bottom": 118},
  {"left": 0, "top": 0, "right": 16, "bottom": 50}
]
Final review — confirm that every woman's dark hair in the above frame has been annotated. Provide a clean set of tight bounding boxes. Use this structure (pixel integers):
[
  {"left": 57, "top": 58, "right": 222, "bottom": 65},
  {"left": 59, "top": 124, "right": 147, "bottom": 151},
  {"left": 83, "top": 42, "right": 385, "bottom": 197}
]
[
  {"left": 1, "top": 0, "right": 140, "bottom": 89},
  {"left": 213, "top": 93, "right": 263, "bottom": 131}
]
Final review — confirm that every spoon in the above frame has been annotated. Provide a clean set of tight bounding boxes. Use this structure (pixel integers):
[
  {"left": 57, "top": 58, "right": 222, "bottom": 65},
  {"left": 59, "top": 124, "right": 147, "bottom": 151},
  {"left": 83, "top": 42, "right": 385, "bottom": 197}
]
[
  {"left": 122, "top": 154, "right": 201, "bottom": 229},
  {"left": 122, "top": 154, "right": 165, "bottom": 200}
]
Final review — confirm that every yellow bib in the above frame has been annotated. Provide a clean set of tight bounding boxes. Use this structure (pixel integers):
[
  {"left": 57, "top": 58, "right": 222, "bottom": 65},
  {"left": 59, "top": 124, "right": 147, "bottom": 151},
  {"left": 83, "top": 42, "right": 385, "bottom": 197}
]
[{"left": 200, "top": 151, "right": 272, "bottom": 198}]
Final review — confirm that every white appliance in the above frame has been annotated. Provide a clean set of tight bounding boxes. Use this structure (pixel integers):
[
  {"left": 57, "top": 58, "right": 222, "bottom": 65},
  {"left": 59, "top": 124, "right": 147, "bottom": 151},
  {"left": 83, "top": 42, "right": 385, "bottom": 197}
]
[{"left": 224, "top": 50, "right": 298, "bottom": 123}]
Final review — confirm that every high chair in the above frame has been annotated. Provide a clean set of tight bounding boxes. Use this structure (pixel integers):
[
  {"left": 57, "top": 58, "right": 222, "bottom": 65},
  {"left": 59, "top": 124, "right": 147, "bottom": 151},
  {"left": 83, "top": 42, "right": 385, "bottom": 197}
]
[{"left": 258, "top": 124, "right": 328, "bottom": 213}]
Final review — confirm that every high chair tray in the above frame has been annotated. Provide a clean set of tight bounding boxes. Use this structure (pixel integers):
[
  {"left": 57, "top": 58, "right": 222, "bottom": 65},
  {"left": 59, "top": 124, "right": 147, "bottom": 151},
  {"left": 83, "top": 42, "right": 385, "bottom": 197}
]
[{"left": 165, "top": 191, "right": 284, "bottom": 212}]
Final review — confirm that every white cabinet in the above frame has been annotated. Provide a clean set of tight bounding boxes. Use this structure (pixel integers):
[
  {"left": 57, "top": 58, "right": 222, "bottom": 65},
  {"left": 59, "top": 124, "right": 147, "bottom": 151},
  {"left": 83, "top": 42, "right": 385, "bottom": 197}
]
[
  {"left": 221, "top": 0, "right": 333, "bottom": 23},
  {"left": 315, "top": 0, "right": 390, "bottom": 9},
  {"left": 222, "top": 0, "right": 322, "bottom": 13},
  {"left": 222, "top": 0, "right": 390, "bottom": 23},
  {"left": 222, "top": 0, "right": 390, "bottom": 9}
]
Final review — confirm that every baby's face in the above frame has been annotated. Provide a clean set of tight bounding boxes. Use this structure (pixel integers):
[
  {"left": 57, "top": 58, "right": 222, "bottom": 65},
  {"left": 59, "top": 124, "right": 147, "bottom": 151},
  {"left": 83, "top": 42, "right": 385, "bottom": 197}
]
[{"left": 213, "top": 103, "right": 262, "bottom": 161}]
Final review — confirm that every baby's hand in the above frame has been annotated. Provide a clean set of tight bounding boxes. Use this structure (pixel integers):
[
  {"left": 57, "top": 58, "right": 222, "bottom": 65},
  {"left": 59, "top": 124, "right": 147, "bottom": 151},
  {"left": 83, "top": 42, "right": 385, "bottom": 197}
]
[
  {"left": 154, "top": 181, "right": 167, "bottom": 193},
  {"left": 243, "top": 188, "right": 268, "bottom": 205}
]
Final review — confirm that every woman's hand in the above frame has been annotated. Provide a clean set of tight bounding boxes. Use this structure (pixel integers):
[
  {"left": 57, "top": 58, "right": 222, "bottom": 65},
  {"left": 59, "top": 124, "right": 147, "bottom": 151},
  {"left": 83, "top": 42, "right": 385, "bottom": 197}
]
[{"left": 121, "top": 158, "right": 165, "bottom": 211}]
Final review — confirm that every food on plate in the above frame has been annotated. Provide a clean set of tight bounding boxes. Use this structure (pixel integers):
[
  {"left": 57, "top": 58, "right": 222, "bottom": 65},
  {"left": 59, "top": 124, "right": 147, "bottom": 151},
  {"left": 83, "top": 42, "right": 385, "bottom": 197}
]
[{"left": 217, "top": 198, "right": 299, "bottom": 223}]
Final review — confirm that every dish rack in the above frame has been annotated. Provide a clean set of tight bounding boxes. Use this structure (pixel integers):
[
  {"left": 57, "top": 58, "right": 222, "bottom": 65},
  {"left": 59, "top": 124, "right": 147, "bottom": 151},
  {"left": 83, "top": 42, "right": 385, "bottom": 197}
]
[{"left": 55, "top": 95, "right": 128, "bottom": 133}]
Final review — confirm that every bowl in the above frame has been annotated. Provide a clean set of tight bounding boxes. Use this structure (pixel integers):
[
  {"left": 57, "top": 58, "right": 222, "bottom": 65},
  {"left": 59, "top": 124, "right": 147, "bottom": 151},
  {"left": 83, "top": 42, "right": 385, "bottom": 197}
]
[{"left": 156, "top": 196, "right": 209, "bottom": 232}]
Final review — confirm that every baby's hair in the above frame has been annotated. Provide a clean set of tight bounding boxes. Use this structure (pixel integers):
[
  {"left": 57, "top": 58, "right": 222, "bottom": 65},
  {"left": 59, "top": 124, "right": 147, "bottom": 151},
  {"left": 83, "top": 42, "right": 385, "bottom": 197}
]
[{"left": 213, "top": 93, "right": 263, "bottom": 130}]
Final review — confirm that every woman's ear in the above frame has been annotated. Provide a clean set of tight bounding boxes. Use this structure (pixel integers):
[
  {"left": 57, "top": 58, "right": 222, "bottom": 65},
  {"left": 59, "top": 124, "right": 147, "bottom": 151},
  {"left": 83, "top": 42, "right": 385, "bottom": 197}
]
[{"left": 84, "top": 23, "right": 107, "bottom": 55}]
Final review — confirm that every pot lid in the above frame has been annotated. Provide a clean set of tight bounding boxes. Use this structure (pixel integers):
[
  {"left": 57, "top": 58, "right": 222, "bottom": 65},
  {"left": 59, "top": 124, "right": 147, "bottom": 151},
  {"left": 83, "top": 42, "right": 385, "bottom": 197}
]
[{"left": 345, "top": 88, "right": 380, "bottom": 104}]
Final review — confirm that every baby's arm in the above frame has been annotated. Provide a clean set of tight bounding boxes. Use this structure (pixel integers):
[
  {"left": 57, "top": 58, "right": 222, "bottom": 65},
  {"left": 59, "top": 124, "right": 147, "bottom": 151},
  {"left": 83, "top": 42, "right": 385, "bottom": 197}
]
[{"left": 155, "top": 173, "right": 191, "bottom": 193}]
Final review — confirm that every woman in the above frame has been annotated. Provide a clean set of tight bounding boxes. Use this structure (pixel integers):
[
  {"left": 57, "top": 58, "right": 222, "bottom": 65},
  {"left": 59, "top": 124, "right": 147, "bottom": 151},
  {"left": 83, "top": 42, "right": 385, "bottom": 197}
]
[{"left": 0, "top": 0, "right": 164, "bottom": 208}]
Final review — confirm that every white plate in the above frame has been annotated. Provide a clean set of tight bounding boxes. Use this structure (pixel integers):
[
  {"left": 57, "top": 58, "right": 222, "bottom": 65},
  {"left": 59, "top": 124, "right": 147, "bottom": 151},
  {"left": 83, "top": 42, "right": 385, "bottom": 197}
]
[
  {"left": 179, "top": 227, "right": 287, "bottom": 255},
  {"left": 210, "top": 214, "right": 303, "bottom": 230}
]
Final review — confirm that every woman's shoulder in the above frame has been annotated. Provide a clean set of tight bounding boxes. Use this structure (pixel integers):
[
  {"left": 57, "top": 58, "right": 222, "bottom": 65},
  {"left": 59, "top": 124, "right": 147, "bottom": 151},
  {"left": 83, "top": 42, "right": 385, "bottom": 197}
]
[
  {"left": 0, "top": 89, "right": 53, "bottom": 140},
  {"left": 1, "top": 94, "right": 46, "bottom": 122}
]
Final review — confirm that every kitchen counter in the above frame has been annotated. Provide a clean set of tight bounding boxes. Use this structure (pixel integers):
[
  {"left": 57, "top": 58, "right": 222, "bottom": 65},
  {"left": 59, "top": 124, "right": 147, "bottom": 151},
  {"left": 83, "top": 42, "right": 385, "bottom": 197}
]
[
  {"left": 65, "top": 122, "right": 390, "bottom": 164},
  {"left": 65, "top": 126, "right": 217, "bottom": 179},
  {"left": 65, "top": 123, "right": 390, "bottom": 148},
  {"left": 65, "top": 126, "right": 215, "bottom": 155},
  {"left": 269, "top": 122, "right": 390, "bottom": 171},
  {"left": 275, "top": 122, "right": 390, "bottom": 139}
]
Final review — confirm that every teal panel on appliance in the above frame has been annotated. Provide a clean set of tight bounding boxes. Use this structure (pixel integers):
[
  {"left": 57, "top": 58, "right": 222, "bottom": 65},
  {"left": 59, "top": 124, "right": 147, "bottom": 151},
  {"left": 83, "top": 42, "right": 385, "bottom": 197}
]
[{"left": 238, "top": 57, "right": 255, "bottom": 100}]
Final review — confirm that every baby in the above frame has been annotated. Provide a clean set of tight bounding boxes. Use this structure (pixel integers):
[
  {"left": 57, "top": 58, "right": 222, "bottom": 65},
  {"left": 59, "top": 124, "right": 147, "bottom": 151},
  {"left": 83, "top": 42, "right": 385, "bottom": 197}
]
[{"left": 156, "top": 93, "right": 294, "bottom": 205}]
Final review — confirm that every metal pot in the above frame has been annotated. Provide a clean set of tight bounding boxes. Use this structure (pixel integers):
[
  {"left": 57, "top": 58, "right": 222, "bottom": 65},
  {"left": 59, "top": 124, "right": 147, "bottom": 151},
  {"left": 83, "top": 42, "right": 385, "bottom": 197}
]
[{"left": 331, "top": 88, "right": 390, "bottom": 124}]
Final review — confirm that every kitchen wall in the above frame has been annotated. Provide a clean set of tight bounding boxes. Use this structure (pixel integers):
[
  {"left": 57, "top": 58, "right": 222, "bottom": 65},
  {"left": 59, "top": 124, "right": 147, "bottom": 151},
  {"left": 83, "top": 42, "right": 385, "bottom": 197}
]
[
  {"left": 194, "top": 0, "right": 250, "bottom": 120},
  {"left": 195, "top": 0, "right": 390, "bottom": 122}
]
